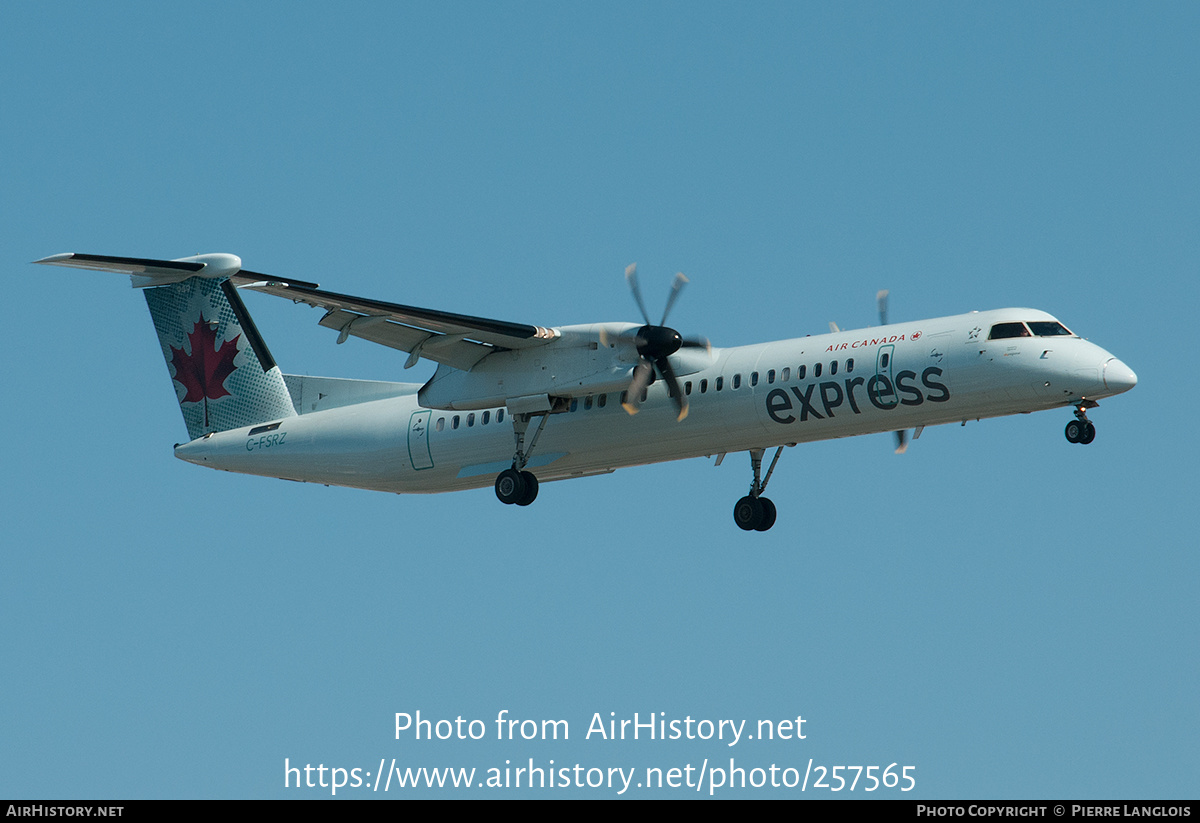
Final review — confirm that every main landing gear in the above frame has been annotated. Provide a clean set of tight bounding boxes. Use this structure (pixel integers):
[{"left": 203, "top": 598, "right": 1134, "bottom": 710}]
[
  {"left": 495, "top": 410, "right": 550, "bottom": 507},
  {"left": 733, "top": 447, "right": 784, "bottom": 532},
  {"left": 495, "top": 467, "right": 539, "bottom": 506},
  {"left": 1064, "top": 402, "right": 1098, "bottom": 445}
]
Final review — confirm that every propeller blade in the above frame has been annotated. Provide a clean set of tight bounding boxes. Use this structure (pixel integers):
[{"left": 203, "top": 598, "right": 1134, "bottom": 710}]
[
  {"left": 621, "top": 360, "right": 654, "bottom": 415},
  {"left": 618, "top": 265, "right": 705, "bottom": 421},
  {"left": 655, "top": 355, "right": 689, "bottom": 422},
  {"left": 659, "top": 271, "right": 688, "bottom": 325},
  {"left": 625, "top": 263, "right": 652, "bottom": 326},
  {"left": 877, "top": 289, "right": 889, "bottom": 326},
  {"left": 894, "top": 429, "right": 909, "bottom": 454}
]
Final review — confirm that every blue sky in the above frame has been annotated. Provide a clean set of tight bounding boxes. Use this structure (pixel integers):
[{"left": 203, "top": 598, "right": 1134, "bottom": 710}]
[{"left": 2, "top": 2, "right": 1196, "bottom": 798}]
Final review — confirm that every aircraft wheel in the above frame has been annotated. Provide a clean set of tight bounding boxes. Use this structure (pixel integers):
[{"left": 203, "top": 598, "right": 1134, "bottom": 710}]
[
  {"left": 1064, "top": 420, "right": 1083, "bottom": 443},
  {"left": 755, "top": 497, "right": 777, "bottom": 531},
  {"left": 516, "top": 471, "right": 539, "bottom": 506},
  {"left": 495, "top": 468, "right": 526, "bottom": 505},
  {"left": 1080, "top": 422, "right": 1096, "bottom": 445},
  {"left": 733, "top": 495, "right": 764, "bottom": 531}
]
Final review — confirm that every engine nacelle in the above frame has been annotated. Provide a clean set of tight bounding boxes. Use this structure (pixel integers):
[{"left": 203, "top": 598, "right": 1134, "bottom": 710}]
[{"left": 417, "top": 323, "right": 712, "bottom": 411}]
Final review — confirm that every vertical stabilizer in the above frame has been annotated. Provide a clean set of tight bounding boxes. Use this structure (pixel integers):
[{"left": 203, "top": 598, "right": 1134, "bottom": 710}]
[{"left": 143, "top": 277, "right": 297, "bottom": 439}]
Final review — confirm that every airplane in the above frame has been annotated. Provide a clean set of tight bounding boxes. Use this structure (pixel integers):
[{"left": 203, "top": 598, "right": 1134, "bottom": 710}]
[{"left": 34, "top": 252, "right": 1137, "bottom": 531}]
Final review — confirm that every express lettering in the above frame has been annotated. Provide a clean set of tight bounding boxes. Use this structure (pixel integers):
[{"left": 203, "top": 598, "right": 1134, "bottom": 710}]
[{"left": 765, "top": 367, "right": 949, "bottom": 425}]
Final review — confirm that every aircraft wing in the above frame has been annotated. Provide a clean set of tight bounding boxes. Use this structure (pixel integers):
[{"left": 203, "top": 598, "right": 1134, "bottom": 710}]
[
  {"left": 34, "top": 253, "right": 558, "bottom": 371},
  {"left": 241, "top": 279, "right": 559, "bottom": 371}
]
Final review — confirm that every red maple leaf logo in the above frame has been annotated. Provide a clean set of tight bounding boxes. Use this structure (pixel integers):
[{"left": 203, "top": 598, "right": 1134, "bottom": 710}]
[{"left": 170, "top": 316, "right": 240, "bottom": 405}]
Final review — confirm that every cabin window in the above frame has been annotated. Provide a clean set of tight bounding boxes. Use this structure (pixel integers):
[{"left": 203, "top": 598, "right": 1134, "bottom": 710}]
[
  {"left": 715, "top": 376, "right": 724, "bottom": 391},
  {"left": 452, "top": 415, "right": 460, "bottom": 430},
  {"left": 830, "top": 360, "right": 838, "bottom": 376},
  {"left": 781, "top": 367, "right": 790, "bottom": 381},
  {"left": 814, "top": 362, "right": 822, "bottom": 378},
  {"left": 482, "top": 410, "right": 490, "bottom": 425},
  {"left": 497, "top": 409, "right": 505, "bottom": 423},
  {"left": 584, "top": 396, "right": 593, "bottom": 410},
  {"left": 570, "top": 398, "right": 578, "bottom": 412},
  {"left": 436, "top": 417, "right": 445, "bottom": 432},
  {"left": 750, "top": 371, "right": 759, "bottom": 387},
  {"left": 1029, "top": 321, "right": 1073, "bottom": 337},
  {"left": 700, "top": 378, "right": 708, "bottom": 394},
  {"left": 767, "top": 369, "right": 775, "bottom": 384},
  {"left": 846, "top": 359, "right": 854, "bottom": 373},
  {"left": 733, "top": 374, "right": 741, "bottom": 389},
  {"left": 597, "top": 394, "right": 607, "bottom": 408},
  {"left": 685, "top": 381, "right": 692, "bottom": 395},
  {"left": 989, "top": 322, "right": 1031, "bottom": 340},
  {"left": 797, "top": 365, "right": 806, "bottom": 380},
  {"left": 467, "top": 413, "right": 475, "bottom": 427},
  {"left": 880, "top": 353, "right": 890, "bottom": 369}
]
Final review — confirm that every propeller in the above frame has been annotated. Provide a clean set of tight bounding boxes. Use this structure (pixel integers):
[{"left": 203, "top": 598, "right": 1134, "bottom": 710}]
[
  {"left": 878, "top": 289, "right": 908, "bottom": 454},
  {"left": 619, "top": 263, "right": 709, "bottom": 421}
]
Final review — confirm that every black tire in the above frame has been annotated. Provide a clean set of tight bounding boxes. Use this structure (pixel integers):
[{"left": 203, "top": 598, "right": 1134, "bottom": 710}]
[
  {"left": 495, "top": 468, "right": 526, "bottom": 505},
  {"left": 733, "top": 495, "right": 764, "bottom": 531},
  {"left": 1065, "top": 420, "right": 1082, "bottom": 443},
  {"left": 1080, "top": 421, "right": 1096, "bottom": 445},
  {"left": 516, "top": 471, "right": 539, "bottom": 506},
  {"left": 755, "top": 497, "right": 777, "bottom": 531}
]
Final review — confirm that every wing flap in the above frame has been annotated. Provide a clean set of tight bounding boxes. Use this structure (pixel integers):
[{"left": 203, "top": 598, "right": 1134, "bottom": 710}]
[{"left": 317, "top": 309, "right": 494, "bottom": 371}]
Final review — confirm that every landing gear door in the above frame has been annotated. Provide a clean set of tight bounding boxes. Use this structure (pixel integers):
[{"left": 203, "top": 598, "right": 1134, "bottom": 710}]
[{"left": 408, "top": 410, "right": 434, "bottom": 470}]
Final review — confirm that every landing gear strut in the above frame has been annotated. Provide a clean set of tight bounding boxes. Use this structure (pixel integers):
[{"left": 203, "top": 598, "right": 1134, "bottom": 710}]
[
  {"left": 733, "top": 447, "right": 783, "bottom": 532},
  {"left": 1064, "top": 402, "right": 1097, "bottom": 445},
  {"left": 496, "top": 411, "right": 550, "bottom": 506}
]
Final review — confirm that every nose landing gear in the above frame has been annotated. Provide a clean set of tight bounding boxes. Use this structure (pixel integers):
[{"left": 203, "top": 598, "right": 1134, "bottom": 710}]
[
  {"left": 1064, "top": 402, "right": 1097, "bottom": 445},
  {"left": 734, "top": 494, "right": 776, "bottom": 531}
]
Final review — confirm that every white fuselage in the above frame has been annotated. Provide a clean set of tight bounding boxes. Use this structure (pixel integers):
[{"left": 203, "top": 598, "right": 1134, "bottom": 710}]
[{"left": 173, "top": 308, "right": 1135, "bottom": 493}]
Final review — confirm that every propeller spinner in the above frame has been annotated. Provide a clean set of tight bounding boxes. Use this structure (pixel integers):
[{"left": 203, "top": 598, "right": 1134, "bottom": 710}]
[{"left": 619, "top": 264, "right": 708, "bottom": 421}]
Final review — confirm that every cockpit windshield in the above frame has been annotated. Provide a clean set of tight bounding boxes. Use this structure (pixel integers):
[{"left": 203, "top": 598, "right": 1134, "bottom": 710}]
[
  {"left": 988, "top": 322, "right": 1031, "bottom": 340},
  {"left": 989, "top": 320, "right": 1075, "bottom": 340},
  {"left": 1027, "top": 321, "right": 1073, "bottom": 337}
]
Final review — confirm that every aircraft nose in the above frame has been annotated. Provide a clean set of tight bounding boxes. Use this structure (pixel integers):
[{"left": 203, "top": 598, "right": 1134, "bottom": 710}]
[{"left": 1103, "top": 358, "right": 1137, "bottom": 395}]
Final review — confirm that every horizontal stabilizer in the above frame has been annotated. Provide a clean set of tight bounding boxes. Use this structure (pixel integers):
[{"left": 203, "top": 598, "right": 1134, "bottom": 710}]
[
  {"left": 34, "top": 252, "right": 205, "bottom": 287},
  {"left": 33, "top": 252, "right": 320, "bottom": 290}
]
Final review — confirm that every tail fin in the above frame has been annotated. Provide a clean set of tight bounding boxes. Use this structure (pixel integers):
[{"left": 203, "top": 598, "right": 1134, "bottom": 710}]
[
  {"left": 35, "top": 252, "right": 297, "bottom": 439},
  {"left": 143, "top": 277, "right": 297, "bottom": 439}
]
